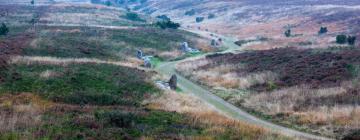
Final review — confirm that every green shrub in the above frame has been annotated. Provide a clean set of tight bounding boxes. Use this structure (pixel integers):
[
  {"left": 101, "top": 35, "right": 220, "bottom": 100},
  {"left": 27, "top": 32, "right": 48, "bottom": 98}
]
[
  {"left": 0, "top": 23, "right": 9, "bottom": 36},
  {"left": 208, "top": 13, "right": 215, "bottom": 19},
  {"left": 336, "top": 35, "right": 347, "bottom": 44},
  {"left": 156, "top": 15, "right": 170, "bottom": 21},
  {"left": 318, "top": 26, "right": 328, "bottom": 34},
  {"left": 284, "top": 29, "right": 291, "bottom": 37},
  {"left": 95, "top": 110, "right": 136, "bottom": 128},
  {"left": 0, "top": 64, "right": 158, "bottom": 105},
  {"left": 156, "top": 20, "right": 180, "bottom": 29},
  {"left": 124, "top": 12, "right": 144, "bottom": 22},
  {"left": 196, "top": 17, "right": 204, "bottom": 23},
  {"left": 348, "top": 36, "right": 356, "bottom": 45}
]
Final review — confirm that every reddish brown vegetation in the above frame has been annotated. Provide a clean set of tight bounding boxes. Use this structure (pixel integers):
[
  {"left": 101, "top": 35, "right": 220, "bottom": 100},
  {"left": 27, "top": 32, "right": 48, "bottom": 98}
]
[
  {"left": 0, "top": 34, "right": 33, "bottom": 83},
  {"left": 203, "top": 47, "right": 360, "bottom": 91}
]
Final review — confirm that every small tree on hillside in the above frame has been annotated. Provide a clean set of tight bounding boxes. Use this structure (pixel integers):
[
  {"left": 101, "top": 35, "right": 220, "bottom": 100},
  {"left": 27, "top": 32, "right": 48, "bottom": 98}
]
[
  {"left": 336, "top": 35, "right": 347, "bottom": 44},
  {"left": 347, "top": 36, "right": 356, "bottom": 45},
  {"left": 30, "top": 0, "right": 35, "bottom": 5},
  {"left": 0, "top": 23, "right": 9, "bottom": 36},
  {"left": 284, "top": 29, "right": 291, "bottom": 37},
  {"left": 319, "top": 26, "right": 328, "bottom": 34},
  {"left": 156, "top": 20, "right": 180, "bottom": 29}
]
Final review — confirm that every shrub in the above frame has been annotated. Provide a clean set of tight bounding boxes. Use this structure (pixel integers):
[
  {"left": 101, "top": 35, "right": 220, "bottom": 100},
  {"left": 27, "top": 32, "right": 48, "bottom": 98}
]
[
  {"left": 319, "top": 27, "right": 328, "bottom": 34},
  {"left": 348, "top": 36, "right": 356, "bottom": 45},
  {"left": 185, "top": 9, "right": 196, "bottom": 16},
  {"left": 124, "top": 12, "right": 144, "bottom": 22},
  {"left": 336, "top": 35, "right": 347, "bottom": 44},
  {"left": 95, "top": 110, "right": 136, "bottom": 128},
  {"left": 0, "top": 23, "right": 9, "bottom": 36},
  {"left": 284, "top": 29, "right": 291, "bottom": 37},
  {"left": 208, "top": 13, "right": 215, "bottom": 19},
  {"left": 156, "top": 15, "right": 170, "bottom": 21},
  {"left": 156, "top": 20, "right": 180, "bottom": 29},
  {"left": 196, "top": 17, "right": 204, "bottom": 23}
]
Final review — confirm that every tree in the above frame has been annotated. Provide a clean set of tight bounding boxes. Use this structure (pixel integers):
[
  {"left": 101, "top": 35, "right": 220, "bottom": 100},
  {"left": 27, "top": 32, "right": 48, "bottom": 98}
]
[
  {"left": 284, "top": 29, "right": 291, "bottom": 37},
  {"left": 319, "top": 26, "right": 328, "bottom": 34},
  {"left": 347, "top": 36, "right": 356, "bottom": 45},
  {"left": 0, "top": 23, "right": 9, "bottom": 36},
  {"left": 30, "top": 0, "right": 34, "bottom": 5},
  {"left": 156, "top": 20, "right": 180, "bottom": 29},
  {"left": 336, "top": 35, "right": 347, "bottom": 44}
]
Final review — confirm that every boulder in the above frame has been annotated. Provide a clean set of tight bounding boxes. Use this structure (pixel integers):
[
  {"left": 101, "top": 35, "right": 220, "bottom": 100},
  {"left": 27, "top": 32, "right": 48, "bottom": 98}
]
[
  {"left": 168, "top": 74, "right": 177, "bottom": 90},
  {"left": 137, "top": 49, "right": 143, "bottom": 59}
]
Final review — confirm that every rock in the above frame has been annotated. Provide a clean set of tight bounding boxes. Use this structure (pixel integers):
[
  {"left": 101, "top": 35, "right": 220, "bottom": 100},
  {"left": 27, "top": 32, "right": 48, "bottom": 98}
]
[
  {"left": 180, "top": 42, "right": 200, "bottom": 53},
  {"left": 144, "top": 59, "right": 152, "bottom": 68},
  {"left": 211, "top": 39, "right": 216, "bottom": 46},
  {"left": 168, "top": 74, "right": 177, "bottom": 90},
  {"left": 181, "top": 42, "right": 189, "bottom": 52},
  {"left": 137, "top": 49, "right": 143, "bottom": 59}
]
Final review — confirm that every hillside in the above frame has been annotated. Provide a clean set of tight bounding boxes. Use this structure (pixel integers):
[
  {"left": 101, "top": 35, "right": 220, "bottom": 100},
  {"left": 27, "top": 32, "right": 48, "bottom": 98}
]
[
  {"left": 0, "top": 2, "right": 291, "bottom": 139},
  {"left": 127, "top": 0, "right": 360, "bottom": 50}
]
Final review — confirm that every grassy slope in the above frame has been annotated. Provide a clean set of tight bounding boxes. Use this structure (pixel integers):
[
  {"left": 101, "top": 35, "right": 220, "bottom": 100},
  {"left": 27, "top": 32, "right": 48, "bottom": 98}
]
[{"left": 0, "top": 3, "right": 288, "bottom": 140}]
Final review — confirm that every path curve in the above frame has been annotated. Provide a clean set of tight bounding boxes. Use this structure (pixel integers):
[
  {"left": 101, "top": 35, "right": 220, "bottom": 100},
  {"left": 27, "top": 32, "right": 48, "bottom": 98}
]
[{"left": 155, "top": 30, "right": 332, "bottom": 140}]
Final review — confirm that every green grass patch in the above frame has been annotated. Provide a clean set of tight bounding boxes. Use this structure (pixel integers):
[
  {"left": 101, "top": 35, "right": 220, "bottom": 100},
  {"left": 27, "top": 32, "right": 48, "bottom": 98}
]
[{"left": 0, "top": 63, "right": 159, "bottom": 106}]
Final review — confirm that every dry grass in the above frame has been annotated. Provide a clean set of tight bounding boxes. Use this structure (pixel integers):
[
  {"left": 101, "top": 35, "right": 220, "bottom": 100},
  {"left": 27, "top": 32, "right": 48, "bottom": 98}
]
[
  {"left": 177, "top": 59, "right": 278, "bottom": 89},
  {"left": 244, "top": 84, "right": 348, "bottom": 114},
  {"left": 144, "top": 91, "right": 287, "bottom": 140},
  {"left": 242, "top": 82, "right": 359, "bottom": 137},
  {"left": 10, "top": 56, "right": 147, "bottom": 70},
  {"left": 0, "top": 93, "right": 52, "bottom": 133}
]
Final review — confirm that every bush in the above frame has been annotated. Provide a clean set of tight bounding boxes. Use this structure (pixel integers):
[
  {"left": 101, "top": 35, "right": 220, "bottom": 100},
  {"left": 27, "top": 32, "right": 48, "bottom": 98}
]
[
  {"left": 208, "top": 13, "right": 215, "bottom": 19},
  {"left": 196, "top": 17, "right": 204, "bottom": 23},
  {"left": 284, "top": 29, "right": 291, "bottom": 37},
  {"left": 124, "top": 12, "right": 144, "bottom": 22},
  {"left": 156, "top": 20, "right": 180, "bottom": 29},
  {"left": 185, "top": 9, "right": 196, "bottom": 16},
  {"left": 95, "top": 110, "right": 136, "bottom": 128},
  {"left": 347, "top": 36, "right": 356, "bottom": 45},
  {"left": 0, "top": 23, "right": 9, "bottom": 36},
  {"left": 336, "top": 35, "right": 347, "bottom": 44},
  {"left": 319, "top": 27, "right": 328, "bottom": 34},
  {"left": 156, "top": 15, "right": 170, "bottom": 21}
]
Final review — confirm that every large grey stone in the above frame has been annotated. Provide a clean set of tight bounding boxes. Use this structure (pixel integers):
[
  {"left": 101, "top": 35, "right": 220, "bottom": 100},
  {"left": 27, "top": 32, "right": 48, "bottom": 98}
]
[{"left": 168, "top": 74, "right": 177, "bottom": 90}]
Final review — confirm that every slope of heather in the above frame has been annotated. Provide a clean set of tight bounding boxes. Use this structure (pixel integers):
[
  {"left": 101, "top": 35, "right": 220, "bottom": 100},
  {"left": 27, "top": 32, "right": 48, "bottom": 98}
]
[{"left": 177, "top": 47, "right": 360, "bottom": 139}]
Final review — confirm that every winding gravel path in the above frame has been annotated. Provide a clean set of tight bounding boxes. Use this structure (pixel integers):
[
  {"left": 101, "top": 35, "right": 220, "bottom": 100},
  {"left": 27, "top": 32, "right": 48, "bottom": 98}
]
[{"left": 155, "top": 30, "right": 332, "bottom": 140}]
